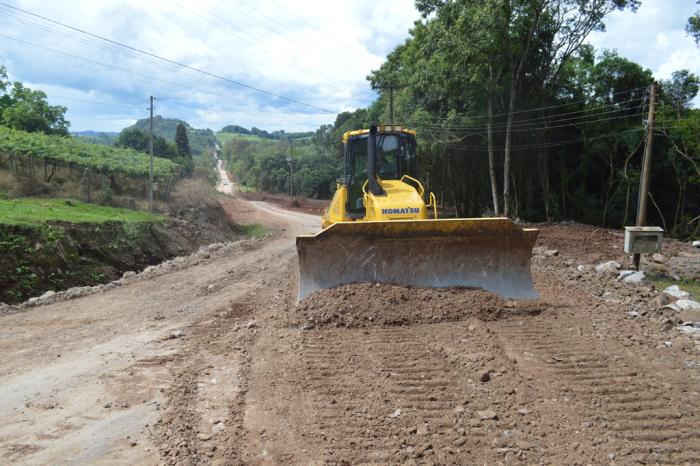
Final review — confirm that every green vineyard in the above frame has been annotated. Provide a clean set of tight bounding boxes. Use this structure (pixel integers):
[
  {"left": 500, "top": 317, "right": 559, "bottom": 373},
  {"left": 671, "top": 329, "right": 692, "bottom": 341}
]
[{"left": 0, "top": 127, "right": 179, "bottom": 178}]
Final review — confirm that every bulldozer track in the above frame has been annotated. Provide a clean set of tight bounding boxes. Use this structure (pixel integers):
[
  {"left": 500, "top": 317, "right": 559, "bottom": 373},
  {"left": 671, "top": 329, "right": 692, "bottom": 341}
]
[
  {"left": 495, "top": 316, "right": 700, "bottom": 465},
  {"left": 294, "top": 323, "right": 539, "bottom": 465}
]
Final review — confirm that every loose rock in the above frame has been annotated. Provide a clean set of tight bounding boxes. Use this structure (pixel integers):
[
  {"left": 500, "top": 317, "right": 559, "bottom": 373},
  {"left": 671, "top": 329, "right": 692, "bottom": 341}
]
[
  {"left": 652, "top": 253, "right": 667, "bottom": 263},
  {"left": 595, "top": 261, "right": 621, "bottom": 273},
  {"left": 677, "top": 309, "right": 700, "bottom": 325},
  {"left": 665, "top": 299, "right": 700, "bottom": 312},
  {"left": 664, "top": 285, "right": 691, "bottom": 302},
  {"left": 476, "top": 409, "right": 497, "bottom": 420},
  {"left": 620, "top": 270, "right": 645, "bottom": 284}
]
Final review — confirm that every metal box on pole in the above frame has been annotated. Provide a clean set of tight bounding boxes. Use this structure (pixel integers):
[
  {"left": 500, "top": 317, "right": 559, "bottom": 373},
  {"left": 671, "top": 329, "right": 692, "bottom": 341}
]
[{"left": 623, "top": 226, "right": 663, "bottom": 255}]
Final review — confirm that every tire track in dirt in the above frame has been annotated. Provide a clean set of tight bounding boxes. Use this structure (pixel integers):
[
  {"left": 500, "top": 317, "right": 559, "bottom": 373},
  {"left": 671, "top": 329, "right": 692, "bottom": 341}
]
[
  {"left": 294, "top": 323, "right": 544, "bottom": 465},
  {"left": 495, "top": 316, "right": 700, "bottom": 465}
]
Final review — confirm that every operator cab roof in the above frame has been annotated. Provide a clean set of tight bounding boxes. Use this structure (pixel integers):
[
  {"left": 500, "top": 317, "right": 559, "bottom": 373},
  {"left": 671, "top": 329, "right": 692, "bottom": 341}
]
[{"left": 342, "top": 124, "right": 416, "bottom": 142}]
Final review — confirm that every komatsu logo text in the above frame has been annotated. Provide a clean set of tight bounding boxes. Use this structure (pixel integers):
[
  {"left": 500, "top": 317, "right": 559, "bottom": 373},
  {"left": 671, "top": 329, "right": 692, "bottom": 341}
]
[{"left": 382, "top": 207, "right": 420, "bottom": 215}]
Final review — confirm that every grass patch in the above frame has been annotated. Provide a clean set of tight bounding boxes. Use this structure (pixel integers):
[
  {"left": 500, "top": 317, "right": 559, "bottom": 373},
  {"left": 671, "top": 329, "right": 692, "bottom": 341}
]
[
  {"left": 242, "top": 223, "right": 267, "bottom": 239},
  {"left": 651, "top": 277, "right": 700, "bottom": 299},
  {"left": 0, "top": 197, "right": 161, "bottom": 226},
  {"left": 216, "top": 132, "right": 268, "bottom": 144},
  {"left": 238, "top": 184, "right": 257, "bottom": 193}
]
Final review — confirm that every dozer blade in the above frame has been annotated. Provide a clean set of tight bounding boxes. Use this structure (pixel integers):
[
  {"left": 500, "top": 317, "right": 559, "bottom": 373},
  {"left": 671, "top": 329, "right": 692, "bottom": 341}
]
[{"left": 296, "top": 218, "right": 539, "bottom": 302}]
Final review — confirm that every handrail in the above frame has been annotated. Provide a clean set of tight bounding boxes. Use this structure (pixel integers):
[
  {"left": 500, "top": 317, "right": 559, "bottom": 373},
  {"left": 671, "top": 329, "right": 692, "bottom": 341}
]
[
  {"left": 400, "top": 174, "right": 425, "bottom": 198},
  {"left": 426, "top": 192, "right": 438, "bottom": 219},
  {"left": 361, "top": 179, "right": 369, "bottom": 195}
]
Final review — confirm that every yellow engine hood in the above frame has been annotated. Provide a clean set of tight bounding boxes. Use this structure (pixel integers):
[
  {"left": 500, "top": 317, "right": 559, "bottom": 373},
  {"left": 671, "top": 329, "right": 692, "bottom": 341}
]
[{"left": 366, "top": 180, "right": 427, "bottom": 221}]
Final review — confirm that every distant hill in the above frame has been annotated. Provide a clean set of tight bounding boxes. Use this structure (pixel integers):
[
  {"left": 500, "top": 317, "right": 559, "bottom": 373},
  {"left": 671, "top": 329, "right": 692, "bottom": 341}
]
[
  {"left": 72, "top": 131, "right": 118, "bottom": 147},
  {"left": 126, "top": 116, "right": 217, "bottom": 155},
  {"left": 220, "top": 124, "right": 313, "bottom": 140}
]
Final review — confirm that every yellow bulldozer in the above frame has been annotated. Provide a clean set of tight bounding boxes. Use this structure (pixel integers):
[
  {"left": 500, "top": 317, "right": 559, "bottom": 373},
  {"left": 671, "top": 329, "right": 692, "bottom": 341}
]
[{"left": 296, "top": 124, "right": 539, "bottom": 301}]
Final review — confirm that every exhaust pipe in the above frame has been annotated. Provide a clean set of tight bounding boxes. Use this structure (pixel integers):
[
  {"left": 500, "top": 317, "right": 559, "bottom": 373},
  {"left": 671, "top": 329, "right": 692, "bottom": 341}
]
[{"left": 366, "top": 125, "right": 384, "bottom": 195}]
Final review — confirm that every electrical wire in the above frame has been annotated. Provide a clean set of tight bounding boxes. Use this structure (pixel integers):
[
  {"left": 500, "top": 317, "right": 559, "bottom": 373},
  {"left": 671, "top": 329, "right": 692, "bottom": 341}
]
[
  {"left": 436, "top": 127, "right": 646, "bottom": 153},
  {"left": 169, "top": 0, "right": 347, "bottom": 94},
  {"left": 45, "top": 94, "right": 137, "bottom": 109},
  {"left": 407, "top": 100, "right": 646, "bottom": 132},
  {"left": 397, "top": 86, "right": 649, "bottom": 124},
  {"left": 0, "top": 33, "right": 256, "bottom": 106},
  {"left": 408, "top": 97, "right": 645, "bottom": 128},
  {"left": 0, "top": 2, "right": 337, "bottom": 114},
  {"left": 217, "top": 0, "right": 366, "bottom": 78}
]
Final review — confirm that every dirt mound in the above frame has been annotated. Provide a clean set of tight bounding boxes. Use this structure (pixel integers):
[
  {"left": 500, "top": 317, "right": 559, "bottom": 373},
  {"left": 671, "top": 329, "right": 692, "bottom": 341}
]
[{"left": 292, "top": 283, "right": 543, "bottom": 328}]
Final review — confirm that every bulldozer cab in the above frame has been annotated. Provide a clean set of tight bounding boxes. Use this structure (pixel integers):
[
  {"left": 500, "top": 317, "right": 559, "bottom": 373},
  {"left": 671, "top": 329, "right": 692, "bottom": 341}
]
[{"left": 344, "top": 126, "right": 418, "bottom": 216}]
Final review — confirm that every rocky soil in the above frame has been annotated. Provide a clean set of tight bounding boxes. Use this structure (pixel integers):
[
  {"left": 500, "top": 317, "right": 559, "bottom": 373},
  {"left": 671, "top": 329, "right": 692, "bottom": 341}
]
[
  {"left": 294, "top": 284, "right": 544, "bottom": 329},
  {"left": 1, "top": 205, "right": 699, "bottom": 465}
]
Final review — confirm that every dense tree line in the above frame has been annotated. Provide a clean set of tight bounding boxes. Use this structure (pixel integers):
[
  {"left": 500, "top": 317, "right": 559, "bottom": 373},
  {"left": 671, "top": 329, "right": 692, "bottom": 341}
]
[
  {"left": 128, "top": 116, "right": 217, "bottom": 156},
  {"left": 357, "top": 0, "right": 698, "bottom": 237},
  {"left": 116, "top": 123, "right": 194, "bottom": 176},
  {"left": 222, "top": 136, "right": 337, "bottom": 199},
  {"left": 220, "top": 124, "right": 313, "bottom": 140},
  {"left": 219, "top": 1, "right": 700, "bottom": 238}
]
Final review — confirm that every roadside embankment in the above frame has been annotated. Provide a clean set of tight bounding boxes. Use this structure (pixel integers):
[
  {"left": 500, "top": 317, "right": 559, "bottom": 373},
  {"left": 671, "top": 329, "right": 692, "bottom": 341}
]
[{"left": 0, "top": 194, "right": 244, "bottom": 304}]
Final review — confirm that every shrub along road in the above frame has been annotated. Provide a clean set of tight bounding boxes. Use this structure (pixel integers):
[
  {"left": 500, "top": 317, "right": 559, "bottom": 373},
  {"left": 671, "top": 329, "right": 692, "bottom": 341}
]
[{"left": 0, "top": 190, "right": 699, "bottom": 464}]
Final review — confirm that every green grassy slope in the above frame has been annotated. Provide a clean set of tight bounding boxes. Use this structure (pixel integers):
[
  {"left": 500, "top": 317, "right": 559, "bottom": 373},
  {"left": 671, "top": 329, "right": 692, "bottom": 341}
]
[{"left": 0, "top": 198, "right": 160, "bottom": 226}]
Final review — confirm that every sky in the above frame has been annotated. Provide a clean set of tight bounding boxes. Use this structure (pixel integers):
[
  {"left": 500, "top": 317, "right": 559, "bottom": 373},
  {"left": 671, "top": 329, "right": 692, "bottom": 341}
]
[{"left": 0, "top": 0, "right": 698, "bottom": 133}]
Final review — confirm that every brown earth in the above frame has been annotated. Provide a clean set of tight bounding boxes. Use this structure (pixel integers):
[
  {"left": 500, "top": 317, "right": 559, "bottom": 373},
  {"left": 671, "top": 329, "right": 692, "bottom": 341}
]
[
  {"left": 237, "top": 187, "right": 328, "bottom": 216},
  {"left": 1, "top": 191, "right": 699, "bottom": 465},
  {"left": 293, "top": 284, "right": 544, "bottom": 328}
]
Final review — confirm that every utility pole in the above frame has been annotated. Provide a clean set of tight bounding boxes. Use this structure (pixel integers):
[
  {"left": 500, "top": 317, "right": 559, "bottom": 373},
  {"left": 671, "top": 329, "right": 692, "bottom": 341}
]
[
  {"left": 379, "top": 83, "right": 406, "bottom": 124},
  {"left": 288, "top": 139, "right": 293, "bottom": 198},
  {"left": 148, "top": 95, "right": 155, "bottom": 211},
  {"left": 634, "top": 83, "right": 656, "bottom": 269}
]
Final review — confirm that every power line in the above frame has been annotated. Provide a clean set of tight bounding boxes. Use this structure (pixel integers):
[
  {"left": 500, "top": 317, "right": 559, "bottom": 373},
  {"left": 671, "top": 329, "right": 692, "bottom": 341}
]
[
  {"left": 412, "top": 97, "right": 645, "bottom": 128},
  {"left": 0, "top": 2, "right": 337, "bottom": 114},
  {"left": 409, "top": 111, "right": 645, "bottom": 136},
  {"left": 1, "top": 33, "right": 330, "bottom": 126},
  {"left": 46, "top": 94, "right": 137, "bottom": 109},
  {"left": 169, "top": 0, "right": 346, "bottom": 94},
  {"left": 267, "top": 0, "right": 360, "bottom": 54},
  {"left": 402, "top": 86, "right": 649, "bottom": 124},
  {"left": 429, "top": 127, "right": 646, "bottom": 152},
  {"left": 217, "top": 0, "right": 365, "bottom": 78},
  {"left": 0, "top": 8, "right": 173, "bottom": 71},
  {"left": 408, "top": 100, "right": 645, "bottom": 131},
  {"left": 0, "top": 33, "right": 252, "bottom": 106}
]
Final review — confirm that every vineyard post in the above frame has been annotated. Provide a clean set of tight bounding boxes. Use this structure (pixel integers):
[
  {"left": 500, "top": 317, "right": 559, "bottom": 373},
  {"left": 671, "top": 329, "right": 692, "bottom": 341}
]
[{"left": 148, "top": 95, "right": 155, "bottom": 211}]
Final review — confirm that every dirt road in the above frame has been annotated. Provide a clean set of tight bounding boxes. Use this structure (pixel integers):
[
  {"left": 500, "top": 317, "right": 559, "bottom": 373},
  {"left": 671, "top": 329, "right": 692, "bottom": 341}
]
[{"left": 2, "top": 190, "right": 699, "bottom": 464}]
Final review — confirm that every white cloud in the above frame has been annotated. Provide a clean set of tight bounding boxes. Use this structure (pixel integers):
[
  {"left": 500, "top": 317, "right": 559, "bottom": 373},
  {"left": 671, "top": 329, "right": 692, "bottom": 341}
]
[
  {"left": 0, "top": 0, "right": 417, "bottom": 131},
  {"left": 2, "top": 0, "right": 698, "bottom": 132},
  {"left": 588, "top": 0, "right": 700, "bottom": 85}
]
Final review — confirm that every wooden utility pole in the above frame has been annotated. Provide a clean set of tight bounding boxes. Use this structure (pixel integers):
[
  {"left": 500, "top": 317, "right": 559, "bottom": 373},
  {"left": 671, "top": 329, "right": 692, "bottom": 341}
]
[
  {"left": 634, "top": 83, "right": 657, "bottom": 269},
  {"left": 288, "top": 139, "right": 293, "bottom": 198},
  {"left": 148, "top": 95, "right": 155, "bottom": 211},
  {"left": 379, "top": 84, "right": 406, "bottom": 124}
]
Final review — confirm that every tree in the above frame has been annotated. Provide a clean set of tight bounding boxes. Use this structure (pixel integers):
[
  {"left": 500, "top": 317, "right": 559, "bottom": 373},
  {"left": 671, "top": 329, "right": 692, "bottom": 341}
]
[
  {"left": 116, "top": 128, "right": 178, "bottom": 161},
  {"left": 688, "top": 1, "right": 700, "bottom": 45},
  {"left": 0, "top": 70, "right": 70, "bottom": 136},
  {"left": 0, "top": 66, "right": 9, "bottom": 103},
  {"left": 175, "top": 123, "right": 192, "bottom": 158}
]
